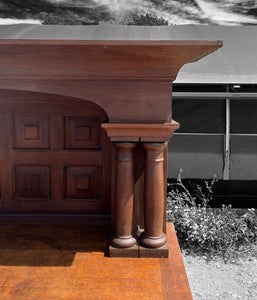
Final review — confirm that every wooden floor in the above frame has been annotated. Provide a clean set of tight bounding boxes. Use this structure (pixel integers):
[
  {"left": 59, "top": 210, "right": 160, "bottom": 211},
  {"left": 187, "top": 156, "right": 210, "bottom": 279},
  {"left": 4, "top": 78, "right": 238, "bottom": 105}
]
[{"left": 0, "top": 222, "right": 192, "bottom": 300}]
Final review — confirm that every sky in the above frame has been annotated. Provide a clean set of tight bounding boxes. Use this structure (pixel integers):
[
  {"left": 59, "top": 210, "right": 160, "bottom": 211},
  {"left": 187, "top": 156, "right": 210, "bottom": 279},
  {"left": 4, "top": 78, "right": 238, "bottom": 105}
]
[{"left": 0, "top": 0, "right": 257, "bottom": 25}]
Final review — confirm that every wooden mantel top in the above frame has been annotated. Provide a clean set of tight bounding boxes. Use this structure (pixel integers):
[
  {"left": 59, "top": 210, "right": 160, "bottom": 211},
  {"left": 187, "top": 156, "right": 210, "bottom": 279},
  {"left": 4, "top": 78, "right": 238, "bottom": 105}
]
[
  {"left": 0, "top": 25, "right": 222, "bottom": 80},
  {"left": 0, "top": 25, "right": 222, "bottom": 122}
]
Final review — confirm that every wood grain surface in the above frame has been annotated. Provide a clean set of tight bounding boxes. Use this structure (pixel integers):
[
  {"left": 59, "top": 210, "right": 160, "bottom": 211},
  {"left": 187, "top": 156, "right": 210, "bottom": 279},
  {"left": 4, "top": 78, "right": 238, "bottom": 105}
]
[{"left": 0, "top": 223, "right": 192, "bottom": 300}]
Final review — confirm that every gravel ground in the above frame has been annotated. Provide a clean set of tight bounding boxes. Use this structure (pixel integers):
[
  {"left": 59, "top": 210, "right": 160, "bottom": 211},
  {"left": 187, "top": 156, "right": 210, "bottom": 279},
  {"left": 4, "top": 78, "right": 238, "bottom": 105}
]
[{"left": 183, "top": 254, "right": 257, "bottom": 300}]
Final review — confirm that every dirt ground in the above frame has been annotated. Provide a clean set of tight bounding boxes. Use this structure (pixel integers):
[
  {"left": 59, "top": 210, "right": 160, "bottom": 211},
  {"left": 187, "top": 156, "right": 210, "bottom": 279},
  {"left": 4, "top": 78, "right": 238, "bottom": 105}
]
[{"left": 183, "top": 254, "right": 257, "bottom": 300}]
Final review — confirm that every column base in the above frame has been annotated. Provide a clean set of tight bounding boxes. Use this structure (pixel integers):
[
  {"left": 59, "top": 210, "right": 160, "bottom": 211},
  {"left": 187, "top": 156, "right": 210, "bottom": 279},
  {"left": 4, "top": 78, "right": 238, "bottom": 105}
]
[
  {"left": 139, "top": 243, "right": 169, "bottom": 258},
  {"left": 111, "top": 235, "right": 137, "bottom": 248},
  {"left": 140, "top": 232, "right": 167, "bottom": 248},
  {"left": 109, "top": 243, "right": 169, "bottom": 258},
  {"left": 109, "top": 244, "right": 139, "bottom": 258}
]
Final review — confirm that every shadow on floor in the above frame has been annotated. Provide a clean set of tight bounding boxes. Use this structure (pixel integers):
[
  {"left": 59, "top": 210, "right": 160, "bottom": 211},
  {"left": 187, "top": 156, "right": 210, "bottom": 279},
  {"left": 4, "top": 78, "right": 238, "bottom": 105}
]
[{"left": 0, "top": 224, "right": 110, "bottom": 266}]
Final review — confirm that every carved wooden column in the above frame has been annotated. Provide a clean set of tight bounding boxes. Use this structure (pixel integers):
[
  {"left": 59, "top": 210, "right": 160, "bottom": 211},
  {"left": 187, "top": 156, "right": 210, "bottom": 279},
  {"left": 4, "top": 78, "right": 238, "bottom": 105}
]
[
  {"left": 102, "top": 123, "right": 180, "bottom": 257},
  {"left": 141, "top": 142, "right": 167, "bottom": 248},
  {"left": 111, "top": 142, "right": 137, "bottom": 248}
]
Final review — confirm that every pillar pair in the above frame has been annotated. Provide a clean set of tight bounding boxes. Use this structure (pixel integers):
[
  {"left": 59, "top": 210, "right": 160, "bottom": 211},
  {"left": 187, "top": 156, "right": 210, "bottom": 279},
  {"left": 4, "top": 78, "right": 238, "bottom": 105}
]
[{"left": 111, "top": 142, "right": 167, "bottom": 249}]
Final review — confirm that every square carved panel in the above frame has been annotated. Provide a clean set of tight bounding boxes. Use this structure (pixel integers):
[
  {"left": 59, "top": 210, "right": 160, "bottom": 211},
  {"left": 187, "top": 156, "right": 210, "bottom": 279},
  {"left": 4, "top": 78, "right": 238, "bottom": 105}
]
[
  {"left": 13, "top": 166, "right": 50, "bottom": 200},
  {"left": 65, "top": 116, "right": 101, "bottom": 149},
  {"left": 13, "top": 115, "right": 49, "bottom": 149},
  {"left": 66, "top": 166, "right": 100, "bottom": 199}
]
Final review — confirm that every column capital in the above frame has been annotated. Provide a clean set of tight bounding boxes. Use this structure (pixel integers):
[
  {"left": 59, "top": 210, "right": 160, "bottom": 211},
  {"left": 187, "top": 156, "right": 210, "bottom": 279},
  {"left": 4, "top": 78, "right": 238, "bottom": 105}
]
[
  {"left": 143, "top": 142, "right": 167, "bottom": 163},
  {"left": 114, "top": 142, "right": 137, "bottom": 162},
  {"left": 142, "top": 141, "right": 168, "bottom": 151},
  {"left": 113, "top": 142, "right": 137, "bottom": 149},
  {"left": 102, "top": 121, "right": 180, "bottom": 142}
]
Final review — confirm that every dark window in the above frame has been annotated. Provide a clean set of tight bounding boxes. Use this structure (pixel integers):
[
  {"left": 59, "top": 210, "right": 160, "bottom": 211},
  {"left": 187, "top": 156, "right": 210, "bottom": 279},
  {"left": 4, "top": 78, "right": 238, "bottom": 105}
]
[
  {"left": 231, "top": 100, "right": 257, "bottom": 133},
  {"left": 172, "top": 99, "right": 225, "bottom": 133}
]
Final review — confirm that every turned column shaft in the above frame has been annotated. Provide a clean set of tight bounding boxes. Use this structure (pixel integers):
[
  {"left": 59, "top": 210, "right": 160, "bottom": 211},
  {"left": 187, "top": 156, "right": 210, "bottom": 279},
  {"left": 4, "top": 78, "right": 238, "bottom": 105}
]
[
  {"left": 141, "top": 142, "right": 167, "bottom": 248},
  {"left": 111, "top": 142, "right": 137, "bottom": 248}
]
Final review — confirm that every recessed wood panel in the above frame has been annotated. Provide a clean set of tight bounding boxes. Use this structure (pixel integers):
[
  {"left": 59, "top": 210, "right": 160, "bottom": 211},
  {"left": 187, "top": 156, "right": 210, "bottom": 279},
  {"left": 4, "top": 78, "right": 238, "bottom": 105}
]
[
  {"left": 13, "top": 166, "right": 50, "bottom": 200},
  {"left": 76, "top": 176, "right": 89, "bottom": 190},
  {"left": 13, "top": 115, "right": 49, "bottom": 149},
  {"left": 24, "top": 125, "right": 39, "bottom": 140},
  {"left": 66, "top": 166, "right": 100, "bottom": 200},
  {"left": 0, "top": 95, "right": 110, "bottom": 214},
  {"left": 65, "top": 116, "right": 101, "bottom": 149}
]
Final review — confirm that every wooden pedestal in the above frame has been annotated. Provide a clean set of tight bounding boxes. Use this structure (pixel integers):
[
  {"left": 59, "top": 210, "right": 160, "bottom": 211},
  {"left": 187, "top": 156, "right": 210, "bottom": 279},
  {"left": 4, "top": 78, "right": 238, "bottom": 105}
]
[{"left": 0, "top": 222, "right": 192, "bottom": 300}]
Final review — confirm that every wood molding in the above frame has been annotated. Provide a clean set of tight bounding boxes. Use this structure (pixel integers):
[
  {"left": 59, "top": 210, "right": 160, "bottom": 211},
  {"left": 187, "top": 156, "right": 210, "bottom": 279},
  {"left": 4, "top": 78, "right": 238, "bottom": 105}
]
[
  {"left": 102, "top": 121, "right": 180, "bottom": 142},
  {"left": 0, "top": 40, "right": 222, "bottom": 80}
]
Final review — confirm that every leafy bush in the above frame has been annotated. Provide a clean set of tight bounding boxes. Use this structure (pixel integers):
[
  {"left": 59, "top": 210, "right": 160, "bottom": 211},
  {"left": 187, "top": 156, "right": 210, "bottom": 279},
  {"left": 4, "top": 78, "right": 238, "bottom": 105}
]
[
  {"left": 167, "top": 170, "right": 257, "bottom": 260},
  {"left": 126, "top": 13, "right": 169, "bottom": 26}
]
